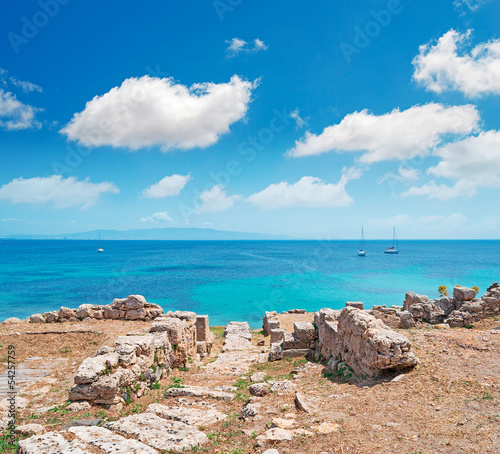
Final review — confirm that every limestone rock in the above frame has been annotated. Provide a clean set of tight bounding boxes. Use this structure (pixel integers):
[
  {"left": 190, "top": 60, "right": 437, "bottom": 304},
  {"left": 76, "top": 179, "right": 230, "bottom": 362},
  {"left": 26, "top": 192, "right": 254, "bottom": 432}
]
[
  {"left": 29, "top": 313, "right": 45, "bottom": 324},
  {"left": 295, "top": 392, "right": 314, "bottom": 413},
  {"left": 16, "top": 432, "right": 86, "bottom": 454},
  {"left": 270, "top": 380, "right": 296, "bottom": 393},
  {"left": 403, "top": 292, "right": 430, "bottom": 311},
  {"left": 74, "top": 352, "right": 119, "bottom": 384},
  {"left": 150, "top": 317, "right": 184, "bottom": 344},
  {"left": 146, "top": 403, "right": 226, "bottom": 426},
  {"left": 14, "top": 424, "right": 44, "bottom": 436},
  {"left": 165, "top": 385, "right": 235, "bottom": 401},
  {"left": 104, "top": 413, "right": 208, "bottom": 451},
  {"left": 346, "top": 301, "right": 364, "bottom": 310},
  {"left": 453, "top": 286, "right": 476, "bottom": 301},
  {"left": 67, "top": 401, "right": 91, "bottom": 412},
  {"left": 1, "top": 317, "right": 21, "bottom": 324},
  {"left": 241, "top": 402, "right": 260, "bottom": 419},
  {"left": 282, "top": 348, "right": 309, "bottom": 358},
  {"left": 256, "top": 427, "right": 294, "bottom": 446},
  {"left": 269, "top": 342, "right": 283, "bottom": 361},
  {"left": 270, "top": 328, "right": 285, "bottom": 344},
  {"left": 248, "top": 383, "right": 269, "bottom": 397},
  {"left": 69, "top": 425, "right": 158, "bottom": 453},
  {"left": 250, "top": 372, "right": 267, "bottom": 382},
  {"left": 263, "top": 311, "right": 280, "bottom": 335}
]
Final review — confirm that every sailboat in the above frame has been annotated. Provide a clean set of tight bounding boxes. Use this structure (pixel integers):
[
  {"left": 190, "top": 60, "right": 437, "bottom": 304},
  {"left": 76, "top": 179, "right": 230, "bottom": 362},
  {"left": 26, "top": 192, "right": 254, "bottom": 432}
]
[
  {"left": 97, "top": 230, "right": 104, "bottom": 253},
  {"left": 384, "top": 226, "right": 399, "bottom": 254},
  {"left": 357, "top": 227, "right": 367, "bottom": 256}
]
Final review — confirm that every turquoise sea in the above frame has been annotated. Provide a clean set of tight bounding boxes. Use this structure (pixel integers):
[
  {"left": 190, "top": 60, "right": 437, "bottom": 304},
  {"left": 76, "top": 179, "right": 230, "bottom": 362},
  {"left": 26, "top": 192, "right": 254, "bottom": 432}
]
[{"left": 0, "top": 240, "right": 499, "bottom": 328}]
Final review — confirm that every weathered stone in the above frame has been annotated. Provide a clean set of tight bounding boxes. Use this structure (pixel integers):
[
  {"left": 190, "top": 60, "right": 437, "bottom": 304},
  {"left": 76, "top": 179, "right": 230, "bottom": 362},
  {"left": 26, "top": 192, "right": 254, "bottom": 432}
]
[
  {"left": 14, "top": 424, "right": 44, "bottom": 436},
  {"left": 346, "top": 301, "right": 364, "bottom": 310},
  {"left": 315, "top": 421, "right": 340, "bottom": 433},
  {"left": 67, "top": 401, "right": 91, "bottom": 412},
  {"left": 196, "top": 315, "right": 209, "bottom": 341},
  {"left": 60, "top": 419, "right": 103, "bottom": 430},
  {"left": 453, "top": 286, "right": 477, "bottom": 301},
  {"left": 295, "top": 392, "right": 314, "bottom": 413},
  {"left": 282, "top": 348, "right": 309, "bottom": 358},
  {"left": 269, "top": 380, "right": 296, "bottom": 393},
  {"left": 59, "top": 307, "right": 76, "bottom": 319},
  {"left": 147, "top": 403, "right": 226, "bottom": 426},
  {"left": 165, "top": 385, "right": 235, "bottom": 401},
  {"left": 255, "top": 428, "right": 294, "bottom": 446},
  {"left": 270, "top": 328, "right": 285, "bottom": 344},
  {"left": 43, "top": 311, "right": 59, "bottom": 323},
  {"left": 271, "top": 417, "right": 296, "bottom": 429},
  {"left": 1, "top": 317, "right": 21, "bottom": 324},
  {"left": 283, "top": 332, "right": 308, "bottom": 350},
  {"left": 150, "top": 317, "right": 184, "bottom": 344},
  {"left": 74, "top": 352, "right": 119, "bottom": 384},
  {"left": 29, "top": 313, "right": 45, "bottom": 324},
  {"left": 403, "top": 292, "right": 430, "bottom": 311},
  {"left": 263, "top": 311, "right": 280, "bottom": 335},
  {"left": 248, "top": 383, "right": 269, "bottom": 397},
  {"left": 104, "top": 413, "right": 208, "bottom": 452},
  {"left": 16, "top": 432, "right": 86, "bottom": 454},
  {"left": 269, "top": 342, "right": 283, "bottom": 361},
  {"left": 395, "top": 310, "right": 415, "bottom": 329},
  {"left": 250, "top": 372, "right": 267, "bottom": 382},
  {"left": 69, "top": 426, "right": 157, "bottom": 453},
  {"left": 241, "top": 402, "right": 260, "bottom": 419},
  {"left": 335, "top": 307, "right": 419, "bottom": 377}
]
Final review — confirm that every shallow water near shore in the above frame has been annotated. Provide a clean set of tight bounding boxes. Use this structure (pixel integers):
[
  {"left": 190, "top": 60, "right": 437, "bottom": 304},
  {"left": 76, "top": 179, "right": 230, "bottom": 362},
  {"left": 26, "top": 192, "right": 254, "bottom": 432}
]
[{"left": 1, "top": 239, "right": 499, "bottom": 328}]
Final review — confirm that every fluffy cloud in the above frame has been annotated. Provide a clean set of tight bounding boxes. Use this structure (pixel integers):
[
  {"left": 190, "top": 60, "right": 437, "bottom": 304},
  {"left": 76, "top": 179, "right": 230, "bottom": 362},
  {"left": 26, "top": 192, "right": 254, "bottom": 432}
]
[
  {"left": 226, "top": 38, "right": 268, "bottom": 57},
  {"left": 61, "top": 75, "right": 257, "bottom": 151},
  {"left": 0, "top": 68, "right": 42, "bottom": 93},
  {"left": 401, "top": 130, "right": 500, "bottom": 200},
  {"left": 454, "top": 0, "right": 490, "bottom": 13},
  {"left": 0, "top": 175, "right": 119, "bottom": 208},
  {"left": 196, "top": 185, "right": 241, "bottom": 213},
  {"left": 288, "top": 103, "right": 479, "bottom": 163},
  {"left": 141, "top": 174, "right": 191, "bottom": 198},
  {"left": 290, "top": 108, "right": 307, "bottom": 128},
  {"left": 141, "top": 211, "right": 174, "bottom": 223},
  {"left": 247, "top": 170, "right": 361, "bottom": 210},
  {"left": 0, "top": 89, "right": 41, "bottom": 131},
  {"left": 413, "top": 30, "right": 500, "bottom": 97}
]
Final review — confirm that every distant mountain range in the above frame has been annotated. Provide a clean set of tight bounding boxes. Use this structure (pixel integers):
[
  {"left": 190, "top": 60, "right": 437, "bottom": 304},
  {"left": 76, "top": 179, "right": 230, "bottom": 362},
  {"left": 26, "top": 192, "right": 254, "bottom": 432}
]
[{"left": 1, "top": 227, "right": 290, "bottom": 241}]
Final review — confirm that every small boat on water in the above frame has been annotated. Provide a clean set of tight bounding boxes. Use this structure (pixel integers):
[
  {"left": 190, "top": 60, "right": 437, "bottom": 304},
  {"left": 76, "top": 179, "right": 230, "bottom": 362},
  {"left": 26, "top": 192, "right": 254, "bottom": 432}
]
[
  {"left": 98, "top": 230, "right": 104, "bottom": 253},
  {"left": 358, "top": 227, "right": 367, "bottom": 256},
  {"left": 384, "top": 226, "right": 399, "bottom": 254}
]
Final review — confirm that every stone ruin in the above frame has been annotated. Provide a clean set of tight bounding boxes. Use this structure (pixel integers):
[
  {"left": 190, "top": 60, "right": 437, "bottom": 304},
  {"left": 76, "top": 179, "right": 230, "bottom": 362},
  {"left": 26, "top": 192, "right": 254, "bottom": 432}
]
[
  {"left": 27, "top": 295, "right": 164, "bottom": 324},
  {"left": 69, "top": 311, "right": 214, "bottom": 407},
  {"left": 369, "top": 283, "right": 500, "bottom": 329},
  {"left": 315, "top": 307, "right": 419, "bottom": 377}
]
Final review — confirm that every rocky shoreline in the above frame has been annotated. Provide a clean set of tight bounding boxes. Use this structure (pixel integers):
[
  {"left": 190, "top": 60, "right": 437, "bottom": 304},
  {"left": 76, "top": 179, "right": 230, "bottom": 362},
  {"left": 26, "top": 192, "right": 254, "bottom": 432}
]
[{"left": 1, "top": 283, "right": 499, "bottom": 453}]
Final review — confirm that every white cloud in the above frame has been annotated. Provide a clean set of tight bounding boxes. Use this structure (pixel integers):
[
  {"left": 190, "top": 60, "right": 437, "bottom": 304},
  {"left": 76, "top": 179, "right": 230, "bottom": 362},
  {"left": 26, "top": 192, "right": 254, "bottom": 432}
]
[
  {"left": 0, "top": 176, "right": 119, "bottom": 209},
  {"left": 196, "top": 185, "right": 241, "bottom": 213},
  {"left": 454, "top": 0, "right": 489, "bottom": 13},
  {"left": 398, "top": 167, "right": 420, "bottom": 180},
  {"left": 141, "top": 211, "right": 174, "bottom": 223},
  {"left": 0, "top": 68, "right": 42, "bottom": 93},
  {"left": 226, "top": 38, "right": 268, "bottom": 57},
  {"left": 0, "top": 89, "right": 41, "bottom": 131},
  {"left": 413, "top": 29, "right": 500, "bottom": 97},
  {"left": 141, "top": 174, "right": 191, "bottom": 198},
  {"left": 400, "top": 180, "right": 477, "bottom": 201},
  {"left": 401, "top": 130, "right": 500, "bottom": 200},
  {"left": 288, "top": 103, "right": 479, "bottom": 163},
  {"left": 9, "top": 78, "right": 42, "bottom": 93},
  {"left": 290, "top": 108, "right": 307, "bottom": 128},
  {"left": 247, "top": 170, "right": 360, "bottom": 210},
  {"left": 61, "top": 75, "right": 257, "bottom": 151}
]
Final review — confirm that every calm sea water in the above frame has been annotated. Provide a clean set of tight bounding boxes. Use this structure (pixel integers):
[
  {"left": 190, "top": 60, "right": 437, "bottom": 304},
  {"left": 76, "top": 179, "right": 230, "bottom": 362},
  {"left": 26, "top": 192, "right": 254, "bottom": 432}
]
[{"left": 0, "top": 240, "right": 499, "bottom": 328}]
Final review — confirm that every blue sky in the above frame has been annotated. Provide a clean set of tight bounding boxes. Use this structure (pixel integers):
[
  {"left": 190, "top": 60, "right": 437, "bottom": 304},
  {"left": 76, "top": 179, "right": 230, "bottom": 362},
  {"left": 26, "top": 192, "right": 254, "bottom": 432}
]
[{"left": 1, "top": 0, "right": 500, "bottom": 239}]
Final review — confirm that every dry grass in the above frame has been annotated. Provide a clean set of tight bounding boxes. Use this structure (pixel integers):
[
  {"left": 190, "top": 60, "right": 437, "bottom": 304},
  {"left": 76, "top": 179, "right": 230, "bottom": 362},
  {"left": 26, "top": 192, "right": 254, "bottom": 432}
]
[{"left": 2, "top": 316, "right": 499, "bottom": 453}]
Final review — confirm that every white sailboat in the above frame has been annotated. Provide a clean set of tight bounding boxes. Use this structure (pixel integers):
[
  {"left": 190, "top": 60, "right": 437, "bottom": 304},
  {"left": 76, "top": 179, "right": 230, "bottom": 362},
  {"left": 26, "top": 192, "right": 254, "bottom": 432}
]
[
  {"left": 384, "top": 226, "right": 399, "bottom": 254},
  {"left": 358, "top": 227, "right": 367, "bottom": 256},
  {"left": 98, "top": 230, "right": 104, "bottom": 253}
]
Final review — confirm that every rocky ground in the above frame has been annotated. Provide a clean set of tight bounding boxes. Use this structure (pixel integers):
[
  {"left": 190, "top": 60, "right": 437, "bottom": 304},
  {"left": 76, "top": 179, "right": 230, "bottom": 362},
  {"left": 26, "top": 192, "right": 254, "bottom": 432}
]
[{"left": 0, "top": 313, "right": 499, "bottom": 453}]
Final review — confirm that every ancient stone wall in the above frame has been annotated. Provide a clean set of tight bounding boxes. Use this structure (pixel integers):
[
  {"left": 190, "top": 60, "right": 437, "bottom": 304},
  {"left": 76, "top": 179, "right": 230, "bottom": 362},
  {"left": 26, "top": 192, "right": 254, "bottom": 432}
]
[
  {"left": 28, "top": 295, "right": 163, "bottom": 324},
  {"left": 314, "top": 307, "right": 419, "bottom": 377}
]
